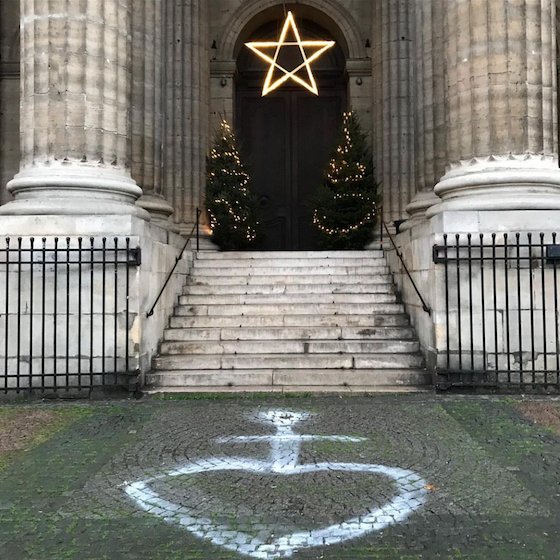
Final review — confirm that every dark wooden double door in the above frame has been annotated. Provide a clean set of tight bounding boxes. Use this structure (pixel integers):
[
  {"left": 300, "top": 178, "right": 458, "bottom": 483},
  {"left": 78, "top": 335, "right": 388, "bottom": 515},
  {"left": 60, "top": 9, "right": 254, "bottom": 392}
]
[{"left": 237, "top": 88, "right": 345, "bottom": 250}]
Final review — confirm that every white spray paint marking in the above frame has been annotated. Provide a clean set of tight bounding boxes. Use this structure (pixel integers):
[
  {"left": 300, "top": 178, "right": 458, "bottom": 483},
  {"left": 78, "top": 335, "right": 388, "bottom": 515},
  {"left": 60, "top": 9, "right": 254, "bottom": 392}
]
[
  {"left": 124, "top": 409, "right": 428, "bottom": 559},
  {"left": 217, "top": 411, "right": 366, "bottom": 471}
]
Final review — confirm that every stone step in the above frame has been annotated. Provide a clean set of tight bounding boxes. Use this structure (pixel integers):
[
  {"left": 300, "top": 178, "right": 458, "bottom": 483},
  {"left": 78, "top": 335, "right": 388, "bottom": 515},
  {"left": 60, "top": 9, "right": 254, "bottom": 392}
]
[
  {"left": 160, "top": 339, "right": 420, "bottom": 355},
  {"left": 195, "top": 250, "right": 383, "bottom": 260},
  {"left": 163, "top": 325, "right": 416, "bottom": 342},
  {"left": 177, "top": 293, "right": 397, "bottom": 306},
  {"left": 175, "top": 302, "right": 404, "bottom": 316},
  {"left": 193, "top": 257, "right": 386, "bottom": 268},
  {"left": 193, "top": 266, "right": 388, "bottom": 277},
  {"left": 169, "top": 314, "right": 411, "bottom": 329},
  {"left": 146, "top": 369, "right": 430, "bottom": 388},
  {"left": 187, "top": 274, "right": 393, "bottom": 286},
  {"left": 154, "top": 353, "right": 424, "bottom": 370},
  {"left": 182, "top": 283, "right": 394, "bottom": 295},
  {"left": 152, "top": 248, "right": 428, "bottom": 391}
]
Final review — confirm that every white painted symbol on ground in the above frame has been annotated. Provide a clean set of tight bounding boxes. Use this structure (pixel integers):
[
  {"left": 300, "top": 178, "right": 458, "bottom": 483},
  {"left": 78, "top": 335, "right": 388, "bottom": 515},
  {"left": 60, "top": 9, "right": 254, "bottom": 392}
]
[{"left": 124, "top": 410, "right": 428, "bottom": 559}]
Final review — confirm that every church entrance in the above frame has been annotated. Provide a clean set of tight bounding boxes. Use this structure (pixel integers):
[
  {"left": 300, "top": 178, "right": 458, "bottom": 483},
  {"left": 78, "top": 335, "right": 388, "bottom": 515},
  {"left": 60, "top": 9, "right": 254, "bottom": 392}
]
[{"left": 236, "top": 18, "right": 347, "bottom": 251}]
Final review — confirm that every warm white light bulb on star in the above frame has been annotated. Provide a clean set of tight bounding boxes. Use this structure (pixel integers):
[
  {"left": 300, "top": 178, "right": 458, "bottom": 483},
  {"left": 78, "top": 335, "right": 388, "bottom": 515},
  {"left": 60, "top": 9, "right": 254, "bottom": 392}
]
[{"left": 245, "top": 11, "right": 335, "bottom": 96}]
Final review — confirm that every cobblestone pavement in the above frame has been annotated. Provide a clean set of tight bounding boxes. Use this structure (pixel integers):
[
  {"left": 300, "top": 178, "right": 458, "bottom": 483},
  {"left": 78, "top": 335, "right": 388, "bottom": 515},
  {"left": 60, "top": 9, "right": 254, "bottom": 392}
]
[{"left": 0, "top": 394, "right": 559, "bottom": 559}]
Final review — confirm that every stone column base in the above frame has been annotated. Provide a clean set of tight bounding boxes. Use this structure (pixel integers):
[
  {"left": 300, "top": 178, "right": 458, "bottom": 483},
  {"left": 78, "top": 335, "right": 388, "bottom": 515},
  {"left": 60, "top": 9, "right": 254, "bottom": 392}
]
[
  {"left": 2, "top": 164, "right": 148, "bottom": 220},
  {"left": 136, "top": 193, "right": 178, "bottom": 232},
  {"left": 401, "top": 191, "right": 441, "bottom": 231},
  {"left": 429, "top": 155, "right": 560, "bottom": 216}
]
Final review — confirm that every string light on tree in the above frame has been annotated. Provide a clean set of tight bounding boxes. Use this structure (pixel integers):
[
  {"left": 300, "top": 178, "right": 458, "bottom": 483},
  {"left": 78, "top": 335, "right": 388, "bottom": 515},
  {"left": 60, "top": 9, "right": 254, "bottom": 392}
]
[
  {"left": 312, "top": 111, "right": 378, "bottom": 249},
  {"left": 206, "top": 121, "right": 261, "bottom": 249}
]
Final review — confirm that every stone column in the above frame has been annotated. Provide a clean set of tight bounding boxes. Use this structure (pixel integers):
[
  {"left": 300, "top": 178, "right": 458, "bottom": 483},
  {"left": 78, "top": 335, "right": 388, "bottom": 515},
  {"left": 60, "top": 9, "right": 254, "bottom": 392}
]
[
  {"left": 404, "top": 0, "right": 445, "bottom": 227},
  {"left": 430, "top": 0, "right": 560, "bottom": 214},
  {"left": 2, "top": 0, "right": 145, "bottom": 217},
  {"left": 132, "top": 0, "right": 175, "bottom": 228},
  {"left": 372, "top": 0, "right": 416, "bottom": 225},
  {"left": 164, "top": 0, "right": 210, "bottom": 234}
]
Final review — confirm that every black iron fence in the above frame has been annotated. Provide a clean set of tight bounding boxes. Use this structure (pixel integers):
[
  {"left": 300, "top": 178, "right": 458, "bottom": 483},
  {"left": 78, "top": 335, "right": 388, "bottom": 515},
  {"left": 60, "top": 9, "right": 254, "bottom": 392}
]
[
  {"left": 433, "top": 232, "right": 560, "bottom": 390},
  {"left": 0, "top": 237, "right": 141, "bottom": 394}
]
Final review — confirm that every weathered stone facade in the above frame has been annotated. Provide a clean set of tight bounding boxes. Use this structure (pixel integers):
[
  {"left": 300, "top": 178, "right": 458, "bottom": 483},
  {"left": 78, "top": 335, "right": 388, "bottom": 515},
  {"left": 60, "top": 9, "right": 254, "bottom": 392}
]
[
  {"left": 1, "top": 0, "right": 560, "bottom": 385},
  {"left": 3, "top": 0, "right": 559, "bottom": 227}
]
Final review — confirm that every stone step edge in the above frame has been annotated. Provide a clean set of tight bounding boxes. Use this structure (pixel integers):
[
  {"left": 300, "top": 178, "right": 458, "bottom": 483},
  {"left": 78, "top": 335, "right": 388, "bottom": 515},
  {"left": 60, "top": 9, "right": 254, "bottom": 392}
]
[
  {"left": 192, "top": 261, "right": 387, "bottom": 268},
  {"left": 146, "top": 369, "right": 431, "bottom": 388},
  {"left": 159, "top": 340, "right": 419, "bottom": 353},
  {"left": 168, "top": 315, "right": 411, "bottom": 327},
  {"left": 144, "top": 386, "right": 432, "bottom": 394},
  {"left": 162, "top": 330, "right": 416, "bottom": 342},
  {"left": 194, "top": 251, "right": 383, "bottom": 259},
  {"left": 153, "top": 354, "right": 425, "bottom": 369}
]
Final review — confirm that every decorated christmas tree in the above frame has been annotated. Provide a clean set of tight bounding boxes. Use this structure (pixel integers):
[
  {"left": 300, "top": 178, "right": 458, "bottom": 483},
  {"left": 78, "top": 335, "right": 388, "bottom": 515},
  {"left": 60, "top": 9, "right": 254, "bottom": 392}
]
[
  {"left": 312, "top": 111, "right": 377, "bottom": 249},
  {"left": 206, "top": 121, "right": 260, "bottom": 250}
]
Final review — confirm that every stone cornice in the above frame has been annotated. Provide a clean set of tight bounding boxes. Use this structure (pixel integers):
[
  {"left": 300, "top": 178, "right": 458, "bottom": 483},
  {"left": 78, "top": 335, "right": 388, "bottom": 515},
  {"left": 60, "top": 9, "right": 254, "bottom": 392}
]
[
  {"left": 346, "top": 58, "right": 372, "bottom": 77},
  {"left": 0, "top": 61, "right": 19, "bottom": 77},
  {"left": 210, "top": 59, "right": 237, "bottom": 77}
]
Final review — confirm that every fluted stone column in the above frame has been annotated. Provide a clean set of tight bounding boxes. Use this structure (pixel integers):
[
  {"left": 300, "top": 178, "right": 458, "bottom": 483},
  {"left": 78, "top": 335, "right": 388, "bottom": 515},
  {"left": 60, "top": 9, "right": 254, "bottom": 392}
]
[
  {"left": 404, "top": 0, "right": 445, "bottom": 227},
  {"left": 132, "top": 0, "right": 175, "bottom": 228},
  {"left": 372, "top": 0, "right": 416, "bottom": 224},
  {"left": 430, "top": 0, "right": 560, "bottom": 214},
  {"left": 2, "top": 0, "right": 145, "bottom": 217},
  {"left": 164, "top": 0, "right": 210, "bottom": 234}
]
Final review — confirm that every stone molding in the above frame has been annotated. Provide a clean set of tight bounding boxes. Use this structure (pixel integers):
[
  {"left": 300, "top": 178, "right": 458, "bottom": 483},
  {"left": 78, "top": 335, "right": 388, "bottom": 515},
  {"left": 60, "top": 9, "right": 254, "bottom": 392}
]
[
  {"left": 346, "top": 59, "right": 372, "bottom": 77},
  {"left": 428, "top": 154, "right": 560, "bottom": 215},
  {"left": 210, "top": 60, "right": 238, "bottom": 78},
  {"left": 401, "top": 191, "right": 441, "bottom": 231},
  {"left": 2, "top": 164, "right": 148, "bottom": 218},
  {"left": 0, "top": 62, "right": 18, "bottom": 77}
]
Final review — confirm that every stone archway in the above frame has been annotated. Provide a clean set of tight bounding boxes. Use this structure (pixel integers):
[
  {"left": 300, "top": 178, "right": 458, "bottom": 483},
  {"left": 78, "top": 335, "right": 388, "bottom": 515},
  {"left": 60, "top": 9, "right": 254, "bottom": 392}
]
[
  {"left": 209, "top": 1, "right": 372, "bottom": 136},
  {"left": 218, "top": 0, "right": 367, "bottom": 61}
]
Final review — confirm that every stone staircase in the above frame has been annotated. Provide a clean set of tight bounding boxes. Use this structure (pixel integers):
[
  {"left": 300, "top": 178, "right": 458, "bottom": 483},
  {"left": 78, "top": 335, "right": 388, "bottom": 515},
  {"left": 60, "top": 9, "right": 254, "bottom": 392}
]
[{"left": 146, "top": 250, "right": 430, "bottom": 392}]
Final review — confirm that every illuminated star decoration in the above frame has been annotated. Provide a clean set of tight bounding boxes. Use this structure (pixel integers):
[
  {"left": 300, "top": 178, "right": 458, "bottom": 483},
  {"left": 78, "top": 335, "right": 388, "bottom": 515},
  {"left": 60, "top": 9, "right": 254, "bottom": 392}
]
[{"left": 245, "top": 11, "right": 335, "bottom": 96}]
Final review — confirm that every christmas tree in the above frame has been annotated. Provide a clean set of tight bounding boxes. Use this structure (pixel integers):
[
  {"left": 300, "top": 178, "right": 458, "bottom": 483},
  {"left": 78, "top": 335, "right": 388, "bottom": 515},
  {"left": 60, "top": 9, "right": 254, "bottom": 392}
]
[
  {"left": 312, "top": 111, "right": 377, "bottom": 249},
  {"left": 206, "top": 120, "right": 260, "bottom": 250}
]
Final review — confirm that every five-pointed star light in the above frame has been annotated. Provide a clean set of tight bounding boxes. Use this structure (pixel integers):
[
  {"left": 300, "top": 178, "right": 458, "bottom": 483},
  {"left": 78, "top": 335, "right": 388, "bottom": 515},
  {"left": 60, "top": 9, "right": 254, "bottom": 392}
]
[{"left": 245, "top": 11, "right": 335, "bottom": 96}]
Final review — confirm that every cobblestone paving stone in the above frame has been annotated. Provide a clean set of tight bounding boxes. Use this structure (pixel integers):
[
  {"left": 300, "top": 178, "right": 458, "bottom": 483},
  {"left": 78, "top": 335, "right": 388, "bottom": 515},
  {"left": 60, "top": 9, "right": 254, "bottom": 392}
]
[{"left": 0, "top": 395, "right": 559, "bottom": 559}]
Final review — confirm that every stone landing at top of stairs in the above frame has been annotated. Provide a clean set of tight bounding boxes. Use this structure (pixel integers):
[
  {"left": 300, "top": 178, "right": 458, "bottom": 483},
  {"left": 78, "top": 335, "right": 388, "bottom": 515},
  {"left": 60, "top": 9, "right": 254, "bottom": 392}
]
[{"left": 146, "top": 250, "right": 431, "bottom": 393}]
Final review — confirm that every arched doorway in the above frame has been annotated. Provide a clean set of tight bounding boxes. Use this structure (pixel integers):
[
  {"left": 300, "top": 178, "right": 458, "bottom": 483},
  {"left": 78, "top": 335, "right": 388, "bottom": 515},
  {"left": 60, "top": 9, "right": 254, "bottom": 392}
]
[{"left": 236, "top": 15, "right": 347, "bottom": 251}]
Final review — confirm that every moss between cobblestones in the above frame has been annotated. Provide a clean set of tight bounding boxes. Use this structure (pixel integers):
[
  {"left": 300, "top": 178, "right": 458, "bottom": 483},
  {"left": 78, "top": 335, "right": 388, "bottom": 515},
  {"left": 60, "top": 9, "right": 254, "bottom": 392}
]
[
  {"left": 443, "top": 399, "right": 560, "bottom": 516},
  {"left": 0, "top": 405, "right": 92, "bottom": 471},
  {"left": 0, "top": 397, "right": 559, "bottom": 559}
]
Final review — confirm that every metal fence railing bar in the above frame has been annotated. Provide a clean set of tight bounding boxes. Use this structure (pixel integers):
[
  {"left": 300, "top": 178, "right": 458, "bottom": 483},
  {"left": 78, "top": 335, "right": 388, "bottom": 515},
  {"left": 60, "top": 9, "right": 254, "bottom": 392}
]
[
  {"left": 0, "top": 237, "right": 141, "bottom": 394},
  {"left": 433, "top": 232, "right": 560, "bottom": 390}
]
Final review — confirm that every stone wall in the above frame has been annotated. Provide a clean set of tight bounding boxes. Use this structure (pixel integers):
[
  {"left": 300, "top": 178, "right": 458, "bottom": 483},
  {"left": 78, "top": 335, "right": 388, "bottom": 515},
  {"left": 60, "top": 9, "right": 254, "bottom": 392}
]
[
  {"left": 0, "top": 215, "right": 192, "bottom": 387},
  {"left": 392, "top": 210, "right": 560, "bottom": 377}
]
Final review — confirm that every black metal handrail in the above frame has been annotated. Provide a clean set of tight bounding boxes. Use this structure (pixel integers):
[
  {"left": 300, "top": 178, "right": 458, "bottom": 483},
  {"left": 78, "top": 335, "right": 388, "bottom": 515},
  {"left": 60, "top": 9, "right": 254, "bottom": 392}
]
[
  {"left": 146, "top": 208, "right": 201, "bottom": 318},
  {"left": 381, "top": 220, "right": 432, "bottom": 315}
]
